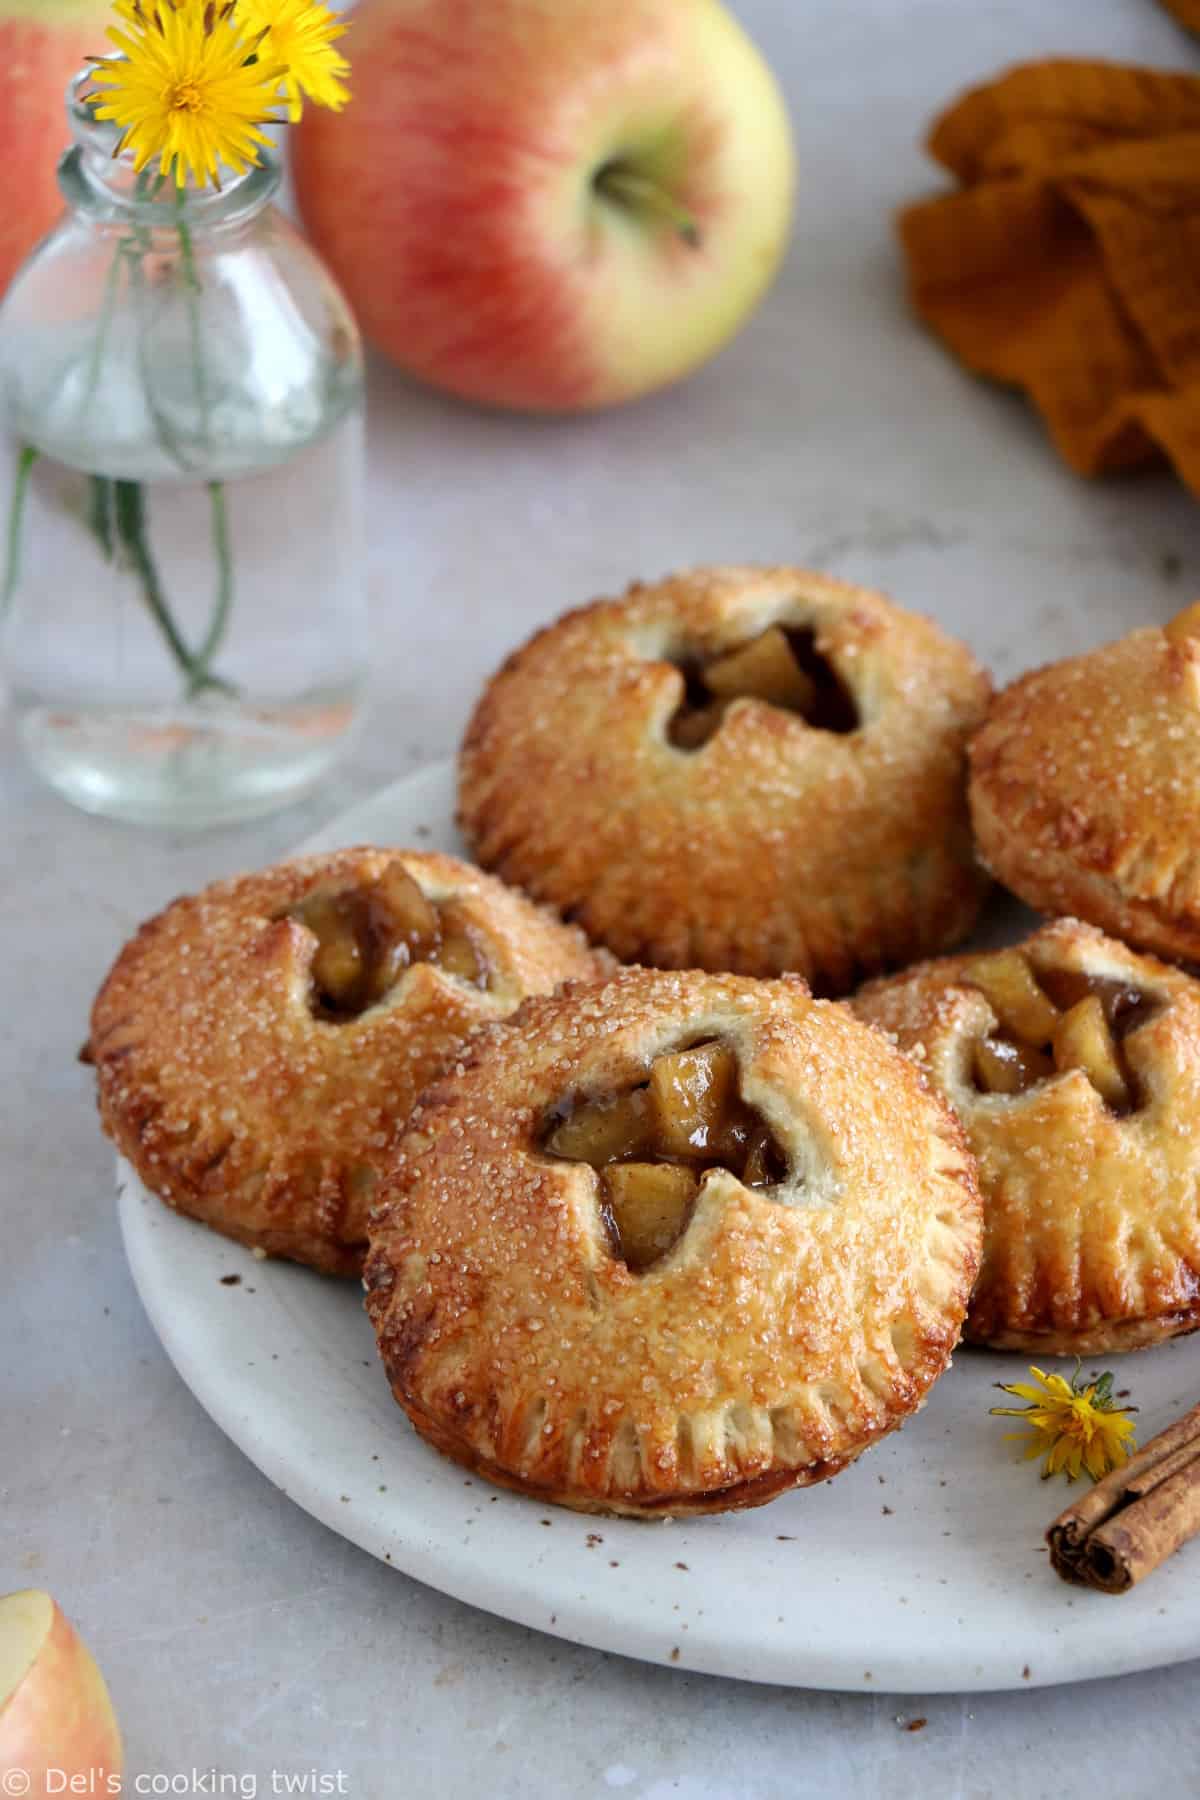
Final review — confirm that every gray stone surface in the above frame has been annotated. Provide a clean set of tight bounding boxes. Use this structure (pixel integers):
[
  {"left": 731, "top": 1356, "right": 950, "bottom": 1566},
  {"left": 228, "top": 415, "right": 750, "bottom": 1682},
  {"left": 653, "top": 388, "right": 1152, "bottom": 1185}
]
[{"left": 4, "top": 0, "right": 1200, "bottom": 1790}]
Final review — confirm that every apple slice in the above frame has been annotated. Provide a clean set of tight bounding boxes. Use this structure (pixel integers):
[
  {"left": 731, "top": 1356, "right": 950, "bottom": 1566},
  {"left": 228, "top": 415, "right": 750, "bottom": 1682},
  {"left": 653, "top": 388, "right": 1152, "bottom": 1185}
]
[
  {"left": 0, "top": 1591, "right": 122, "bottom": 1790},
  {"left": 703, "top": 628, "right": 817, "bottom": 714}
]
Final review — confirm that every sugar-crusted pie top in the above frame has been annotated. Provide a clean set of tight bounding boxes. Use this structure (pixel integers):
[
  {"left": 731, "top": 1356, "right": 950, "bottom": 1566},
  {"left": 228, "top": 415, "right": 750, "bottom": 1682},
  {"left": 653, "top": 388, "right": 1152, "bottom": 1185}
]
[
  {"left": 969, "top": 606, "right": 1200, "bottom": 963},
  {"left": 365, "top": 967, "right": 982, "bottom": 1516},
  {"left": 89, "top": 848, "right": 603, "bottom": 1277},
  {"left": 458, "top": 565, "right": 992, "bottom": 991}
]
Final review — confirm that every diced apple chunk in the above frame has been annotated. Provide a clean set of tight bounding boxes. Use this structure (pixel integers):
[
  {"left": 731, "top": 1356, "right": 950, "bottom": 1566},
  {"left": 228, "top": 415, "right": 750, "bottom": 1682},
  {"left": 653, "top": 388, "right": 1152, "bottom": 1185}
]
[
  {"left": 966, "top": 950, "right": 1059, "bottom": 1045},
  {"left": 305, "top": 905, "right": 366, "bottom": 1007},
  {"left": 603, "top": 1162, "right": 699, "bottom": 1270},
  {"left": 972, "top": 1035, "right": 1053, "bottom": 1096},
  {"left": 543, "top": 1037, "right": 789, "bottom": 1264},
  {"left": 1053, "top": 995, "right": 1131, "bottom": 1111},
  {"left": 436, "top": 929, "right": 487, "bottom": 985},
  {"left": 1034, "top": 966, "right": 1100, "bottom": 1017},
  {"left": 650, "top": 1041, "right": 739, "bottom": 1157},
  {"left": 742, "top": 1123, "right": 784, "bottom": 1188},
  {"left": 435, "top": 902, "right": 489, "bottom": 988},
  {"left": 290, "top": 865, "right": 495, "bottom": 1016},
  {"left": 1027, "top": 967, "right": 1155, "bottom": 1039},
  {"left": 703, "top": 626, "right": 817, "bottom": 713},
  {"left": 545, "top": 1088, "right": 653, "bottom": 1165},
  {"left": 371, "top": 863, "right": 441, "bottom": 957}
]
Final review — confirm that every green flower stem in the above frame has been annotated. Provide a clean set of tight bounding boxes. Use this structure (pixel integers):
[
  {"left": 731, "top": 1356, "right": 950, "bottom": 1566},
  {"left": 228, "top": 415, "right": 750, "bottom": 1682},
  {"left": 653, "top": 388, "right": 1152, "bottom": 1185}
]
[
  {"left": 81, "top": 243, "right": 125, "bottom": 416},
  {"left": 113, "top": 478, "right": 191, "bottom": 675},
  {"left": 123, "top": 236, "right": 196, "bottom": 472},
  {"left": 87, "top": 473, "right": 115, "bottom": 562},
  {"left": 1, "top": 447, "right": 38, "bottom": 620},
  {"left": 174, "top": 194, "right": 238, "bottom": 696},
  {"left": 175, "top": 200, "right": 210, "bottom": 449},
  {"left": 3, "top": 176, "right": 240, "bottom": 699},
  {"left": 109, "top": 190, "right": 238, "bottom": 698},
  {"left": 112, "top": 479, "right": 232, "bottom": 695},
  {"left": 191, "top": 480, "right": 235, "bottom": 692}
]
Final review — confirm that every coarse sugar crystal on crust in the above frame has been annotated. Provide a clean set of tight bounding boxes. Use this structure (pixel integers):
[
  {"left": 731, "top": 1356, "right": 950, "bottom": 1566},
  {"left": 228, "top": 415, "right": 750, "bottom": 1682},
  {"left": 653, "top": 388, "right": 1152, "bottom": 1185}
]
[
  {"left": 88, "top": 848, "right": 604, "bottom": 1277},
  {"left": 457, "top": 564, "right": 992, "bottom": 992},
  {"left": 855, "top": 919, "right": 1200, "bottom": 1354},
  {"left": 969, "top": 608, "right": 1200, "bottom": 963},
  {"left": 364, "top": 966, "right": 982, "bottom": 1517}
]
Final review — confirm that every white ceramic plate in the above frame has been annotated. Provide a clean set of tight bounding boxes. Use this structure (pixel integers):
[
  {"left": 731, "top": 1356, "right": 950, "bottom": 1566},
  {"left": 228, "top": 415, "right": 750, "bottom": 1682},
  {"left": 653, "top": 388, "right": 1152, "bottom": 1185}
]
[{"left": 119, "top": 760, "right": 1200, "bottom": 1692}]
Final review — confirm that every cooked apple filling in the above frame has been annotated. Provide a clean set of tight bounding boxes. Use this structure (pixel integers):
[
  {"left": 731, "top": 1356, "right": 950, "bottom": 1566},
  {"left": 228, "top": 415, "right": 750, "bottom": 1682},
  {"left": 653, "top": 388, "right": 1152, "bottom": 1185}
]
[
  {"left": 965, "top": 949, "right": 1155, "bottom": 1113},
  {"left": 667, "top": 624, "right": 859, "bottom": 749},
  {"left": 289, "top": 865, "right": 491, "bottom": 1019},
  {"left": 543, "top": 1040, "right": 788, "bottom": 1270}
]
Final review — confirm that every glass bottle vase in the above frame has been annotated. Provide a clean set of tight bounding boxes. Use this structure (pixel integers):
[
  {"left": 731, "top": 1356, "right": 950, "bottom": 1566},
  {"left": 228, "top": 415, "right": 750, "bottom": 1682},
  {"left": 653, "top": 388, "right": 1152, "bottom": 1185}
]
[{"left": 0, "top": 78, "right": 369, "bottom": 828}]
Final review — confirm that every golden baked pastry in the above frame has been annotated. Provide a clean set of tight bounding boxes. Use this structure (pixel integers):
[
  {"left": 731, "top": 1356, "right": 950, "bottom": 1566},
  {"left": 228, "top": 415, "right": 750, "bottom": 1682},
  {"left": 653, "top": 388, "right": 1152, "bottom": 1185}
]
[
  {"left": 970, "top": 604, "right": 1200, "bottom": 963},
  {"left": 458, "top": 565, "right": 992, "bottom": 991},
  {"left": 855, "top": 920, "right": 1200, "bottom": 1354},
  {"left": 365, "top": 967, "right": 982, "bottom": 1516},
  {"left": 88, "top": 849, "right": 602, "bottom": 1276}
]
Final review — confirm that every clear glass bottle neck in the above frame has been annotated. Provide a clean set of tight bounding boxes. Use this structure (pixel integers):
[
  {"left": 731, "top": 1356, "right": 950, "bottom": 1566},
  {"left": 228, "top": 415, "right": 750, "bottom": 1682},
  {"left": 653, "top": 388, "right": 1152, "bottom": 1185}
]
[{"left": 59, "top": 68, "right": 281, "bottom": 236}]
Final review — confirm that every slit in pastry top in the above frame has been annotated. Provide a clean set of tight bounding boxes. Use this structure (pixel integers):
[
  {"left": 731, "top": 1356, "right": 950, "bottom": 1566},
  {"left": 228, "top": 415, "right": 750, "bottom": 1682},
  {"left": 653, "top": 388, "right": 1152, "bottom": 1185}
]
[
  {"left": 543, "top": 1038, "right": 789, "bottom": 1270},
  {"left": 286, "top": 865, "right": 493, "bottom": 1020},
  {"left": 666, "top": 624, "right": 860, "bottom": 750},
  {"left": 964, "top": 949, "right": 1156, "bottom": 1116}
]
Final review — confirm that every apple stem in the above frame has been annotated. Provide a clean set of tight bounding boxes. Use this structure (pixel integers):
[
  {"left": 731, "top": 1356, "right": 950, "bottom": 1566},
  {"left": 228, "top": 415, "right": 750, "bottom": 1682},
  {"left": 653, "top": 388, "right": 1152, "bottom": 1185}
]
[{"left": 594, "top": 164, "right": 702, "bottom": 248}]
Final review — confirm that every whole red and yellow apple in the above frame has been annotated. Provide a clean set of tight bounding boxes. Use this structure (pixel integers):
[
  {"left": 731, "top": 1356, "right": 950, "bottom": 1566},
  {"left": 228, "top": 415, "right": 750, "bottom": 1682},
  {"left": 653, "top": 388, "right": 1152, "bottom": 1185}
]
[
  {"left": 0, "top": 0, "right": 111, "bottom": 297},
  {"left": 0, "top": 1591, "right": 123, "bottom": 1795},
  {"left": 294, "top": 0, "right": 795, "bottom": 412}
]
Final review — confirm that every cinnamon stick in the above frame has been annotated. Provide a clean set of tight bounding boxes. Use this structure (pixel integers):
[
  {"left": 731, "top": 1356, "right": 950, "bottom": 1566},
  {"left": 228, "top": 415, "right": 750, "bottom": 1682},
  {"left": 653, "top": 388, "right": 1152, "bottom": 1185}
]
[{"left": 1047, "top": 1401, "right": 1200, "bottom": 1593}]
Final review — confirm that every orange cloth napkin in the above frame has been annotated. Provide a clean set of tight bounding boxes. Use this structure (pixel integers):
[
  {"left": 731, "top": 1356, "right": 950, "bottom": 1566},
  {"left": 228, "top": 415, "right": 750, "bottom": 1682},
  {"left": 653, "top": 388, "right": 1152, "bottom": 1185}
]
[
  {"left": 898, "top": 61, "right": 1200, "bottom": 498},
  {"left": 1161, "top": 0, "right": 1200, "bottom": 34}
]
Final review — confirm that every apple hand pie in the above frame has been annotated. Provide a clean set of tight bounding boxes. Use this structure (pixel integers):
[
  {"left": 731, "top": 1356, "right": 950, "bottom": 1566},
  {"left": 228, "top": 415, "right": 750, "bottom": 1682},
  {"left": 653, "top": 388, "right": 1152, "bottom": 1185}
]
[
  {"left": 855, "top": 919, "right": 1200, "bottom": 1354},
  {"left": 365, "top": 967, "right": 982, "bottom": 1516},
  {"left": 88, "top": 849, "right": 604, "bottom": 1276},
  {"left": 458, "top": 565, "right": 992, "bottom": 993},
  {"left": 970, "top": 604, "right": 1200, "bottom": 964}
]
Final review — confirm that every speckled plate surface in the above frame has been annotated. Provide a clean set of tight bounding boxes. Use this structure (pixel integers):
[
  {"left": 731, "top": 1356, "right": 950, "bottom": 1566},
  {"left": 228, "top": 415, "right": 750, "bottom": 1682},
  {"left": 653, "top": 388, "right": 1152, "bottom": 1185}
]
[{"left": 119, "top": 759, "right": 1200, "bottom": 1693}]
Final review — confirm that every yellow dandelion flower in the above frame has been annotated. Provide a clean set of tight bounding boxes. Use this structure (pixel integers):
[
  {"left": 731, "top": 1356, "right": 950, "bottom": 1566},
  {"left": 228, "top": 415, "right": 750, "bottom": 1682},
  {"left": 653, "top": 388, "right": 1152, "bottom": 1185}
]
[
  {"left": 88, "top": 0, "right": 287, "bottom": 190},
  {"left": 235, "top": 0, "right": 350, "bottom": 122},
  {"left": 991, "top": 1364, "right": 1137, "bottom": 1483}
]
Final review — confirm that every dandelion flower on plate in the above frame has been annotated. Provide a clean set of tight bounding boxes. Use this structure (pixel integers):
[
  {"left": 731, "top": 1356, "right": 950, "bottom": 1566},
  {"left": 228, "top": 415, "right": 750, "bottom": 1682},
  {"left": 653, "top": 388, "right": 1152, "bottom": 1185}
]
[
  {"left": 991, "top": 1364, "right": 1137, "bottom": 1482},
  {"left": 237, "top": 0, "right": 351, "bottom": 121},
  {"left": 88, "top": 0, "right": 286, "bottom": 190}
]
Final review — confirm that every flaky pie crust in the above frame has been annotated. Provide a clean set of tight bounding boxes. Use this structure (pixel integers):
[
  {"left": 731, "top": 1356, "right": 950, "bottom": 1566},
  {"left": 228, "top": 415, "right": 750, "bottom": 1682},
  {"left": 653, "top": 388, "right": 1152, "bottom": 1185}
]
[
  {"left": 458, "top": 566, "right": 992, "bottom": 992},
  {"left": 89, "top": 849, "right": 602, "bottom": 1277},
  {"left": 855, "top": 920, "right": 1200, "bottom": 1354},
  {"left": 970, "top": 622, "right": 1200, "bottom": 963},
  {"left": 365, "top": 967, "right": 982, "bottom": 1516}
]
